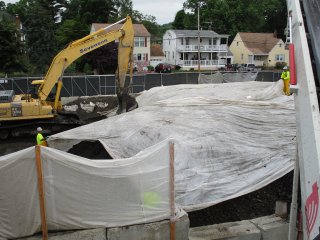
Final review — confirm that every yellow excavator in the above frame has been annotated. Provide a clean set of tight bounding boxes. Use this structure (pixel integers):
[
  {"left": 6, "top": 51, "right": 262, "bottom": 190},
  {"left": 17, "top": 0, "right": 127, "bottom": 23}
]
[{"left": 0, "top": 16, "right": 136, "bottom": 140}]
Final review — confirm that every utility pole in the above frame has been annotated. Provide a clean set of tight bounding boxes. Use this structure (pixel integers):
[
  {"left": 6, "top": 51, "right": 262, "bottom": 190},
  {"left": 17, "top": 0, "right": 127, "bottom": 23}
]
[{"left": 197, "top": 6, "right": 200, "bottom": 72}]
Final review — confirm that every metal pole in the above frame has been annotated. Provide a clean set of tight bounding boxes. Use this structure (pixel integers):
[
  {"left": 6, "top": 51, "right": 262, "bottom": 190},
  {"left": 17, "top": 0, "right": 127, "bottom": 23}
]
[
  {"left": 288, "top": 144, "right": 299, "bottom": 240},
  {"left": 197, "top": 6, "right": 200, "bottom": 73},
  {"left": 169, "top": 141, "right": 175, "bottom": 240}
]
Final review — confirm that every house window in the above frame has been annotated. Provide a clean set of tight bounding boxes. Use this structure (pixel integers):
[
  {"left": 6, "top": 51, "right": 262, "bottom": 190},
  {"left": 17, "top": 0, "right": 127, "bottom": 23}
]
[
  {"left": 134, "top": 37, "right": 145, "bottom": 47},
  {"left": 209, "top": 39, "right": 211, "bottom": 45},
  {"left": 241, "top": 54, "right": 244, "bottom": 60},
  {"left": 220, "top": 38, "right": 227, "bottom": 44},
  {"left": 275, "top": 54, "right": 285, "bottom": 61},
  {"left": 137, "top": 53, "right": 142, "bottom": 61},
  {"left": 180, "top": 53, "right": 183, "bottom": 60},
  {"left": 172, "top": 52, "right": 174, "bottom": 59},
  {"left": 186, "top": 38, "right": 189, "bottom": 45},
  {"left": 181, "top": 38, "right": 183, "bottom": 45}
]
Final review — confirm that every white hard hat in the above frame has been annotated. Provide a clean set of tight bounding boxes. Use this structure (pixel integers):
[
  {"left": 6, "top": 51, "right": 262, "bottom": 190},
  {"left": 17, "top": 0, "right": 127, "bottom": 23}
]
[
  {"left": 37, "top": 127, "right": 43, "bottom": 132},
  {"left": 283, "top": 66, "right": 288, "bottom": 70}
]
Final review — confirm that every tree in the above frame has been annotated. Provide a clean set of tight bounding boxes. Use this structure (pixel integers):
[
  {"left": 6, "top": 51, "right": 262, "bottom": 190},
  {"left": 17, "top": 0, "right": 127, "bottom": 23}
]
[
  {"left": 0, "top": 19, "right": 26, "bottom": 73},
  {"left": 172, "top": 10, "right": 185, "bottom": 29},
  {"left": 113, "top": 0, "right": 133, "bottom": 20},
  {"left": 183, "top": 0, "right": 287, "bottom": 40},
  {"left": 0, "top": 1, "right": 5, "bottom": 10},
  {"left": 23, "top": 0, "right": 57, "bottom": 74},
  {"left": 62, "top": 0, "right": 116, "bottom": 25},
  {"left": 55, "top": 19, "right": 89, "bottom": 48},
  {"left": 85, "top": 42, "right": 118, "bottom": 74}
]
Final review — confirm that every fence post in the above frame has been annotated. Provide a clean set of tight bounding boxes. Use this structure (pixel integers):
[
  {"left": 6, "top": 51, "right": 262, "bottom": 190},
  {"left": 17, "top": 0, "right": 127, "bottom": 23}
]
[
  {"left": 85, "top": 76, "right": 88, "bottom": 96},
  {"left": 71, "top": 76, "right": 74, "bottom": 96},
  {"left": 169, "top": 141, "right": 175, "bottom": 240},
  {"left": 35, "top": 146, "right": 48, "bottom": 240}
]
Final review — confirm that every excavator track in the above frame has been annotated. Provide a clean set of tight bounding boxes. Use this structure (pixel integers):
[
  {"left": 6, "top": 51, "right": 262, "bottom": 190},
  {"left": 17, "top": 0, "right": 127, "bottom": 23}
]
[{"left": 0, "top": 114, "right": 83, "bottom": 140}]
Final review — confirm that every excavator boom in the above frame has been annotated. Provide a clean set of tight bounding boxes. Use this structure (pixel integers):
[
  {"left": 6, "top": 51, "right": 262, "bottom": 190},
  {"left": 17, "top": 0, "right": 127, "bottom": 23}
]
[
  {"left": 38, "top": 16, "right": 135, "bottom": 109},
  {"left": 0, "top": 16, "right": 136, "bottom": 139}
]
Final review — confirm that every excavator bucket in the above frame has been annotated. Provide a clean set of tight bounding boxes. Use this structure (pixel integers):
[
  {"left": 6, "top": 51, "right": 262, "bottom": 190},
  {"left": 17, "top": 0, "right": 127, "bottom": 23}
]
[{"left": 116, "top": 91, "right": 138, "bottom": 114}]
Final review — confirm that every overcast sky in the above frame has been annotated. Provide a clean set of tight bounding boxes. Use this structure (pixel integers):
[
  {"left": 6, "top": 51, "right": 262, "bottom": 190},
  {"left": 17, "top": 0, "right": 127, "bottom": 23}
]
[
  {"left": 3, "top": 0, "right": 186, "bottom": 24},
  {"left": 132, "top": 0, "right": 185, "bottom": 24}
]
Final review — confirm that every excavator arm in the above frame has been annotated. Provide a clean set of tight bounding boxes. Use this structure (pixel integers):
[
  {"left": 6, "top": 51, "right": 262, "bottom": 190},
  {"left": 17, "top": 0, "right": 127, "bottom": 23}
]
[{"left": 37, "top": 16, "right": 135, "bottom": 113}]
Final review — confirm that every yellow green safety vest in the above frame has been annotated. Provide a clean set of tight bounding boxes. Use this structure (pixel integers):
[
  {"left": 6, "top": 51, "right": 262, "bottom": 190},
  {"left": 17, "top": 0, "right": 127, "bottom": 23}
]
[
  {"left": 37, "top": 133, "right": 45, "bottom": 145},
  {"left": 281, "top": 70, "right": 290, "bottom": 81}
]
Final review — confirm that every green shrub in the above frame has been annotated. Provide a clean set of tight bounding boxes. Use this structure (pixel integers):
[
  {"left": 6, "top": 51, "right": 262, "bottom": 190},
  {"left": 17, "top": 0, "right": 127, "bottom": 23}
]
[{"left": 147, "top": 65, "right": 154, "bottom": 71}]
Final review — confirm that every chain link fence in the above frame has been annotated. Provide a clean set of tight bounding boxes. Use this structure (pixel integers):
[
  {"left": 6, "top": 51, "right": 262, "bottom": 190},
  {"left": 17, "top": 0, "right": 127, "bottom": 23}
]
[{"left": 0, "top": 71, "right": 282, "bottom": 97}]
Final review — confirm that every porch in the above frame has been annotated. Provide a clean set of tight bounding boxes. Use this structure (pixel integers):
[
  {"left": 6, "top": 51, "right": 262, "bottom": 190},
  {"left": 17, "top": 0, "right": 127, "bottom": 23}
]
[
  {"left": 178, "top": 59, "right": 226, "bottom": 70},
  {"left": 177, "top": 44, "right": 228, "bottom": 52}
]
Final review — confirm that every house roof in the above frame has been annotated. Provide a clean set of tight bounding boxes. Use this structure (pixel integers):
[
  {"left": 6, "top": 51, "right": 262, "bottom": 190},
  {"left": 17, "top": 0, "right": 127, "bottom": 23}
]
[
  {"left": 91, "top": 23, "right": 151, "bottom": 37},
  {"left": 238, "top": 32, "right": 281, "bottom": 54},
  {"left": 150, "top": 44, "right": 164, "bottom": 57},
  {"left": 170, "top": 29, "right": 222, "bottom": 38}
]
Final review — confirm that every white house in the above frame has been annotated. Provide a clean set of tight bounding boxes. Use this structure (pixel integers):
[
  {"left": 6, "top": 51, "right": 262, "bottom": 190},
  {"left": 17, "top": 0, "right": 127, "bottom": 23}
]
[
  {"left": 90, "top": 22, "right": 151, "bottom": 72},
  {"left": 162, "top": 30, "right": 230, "bottom": 70}
]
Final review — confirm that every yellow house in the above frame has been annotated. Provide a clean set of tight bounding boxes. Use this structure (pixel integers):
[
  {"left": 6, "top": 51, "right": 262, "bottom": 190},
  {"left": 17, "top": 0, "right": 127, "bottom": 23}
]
[{"left": 229, "top": 32, "right": 289, "bottom": 67}]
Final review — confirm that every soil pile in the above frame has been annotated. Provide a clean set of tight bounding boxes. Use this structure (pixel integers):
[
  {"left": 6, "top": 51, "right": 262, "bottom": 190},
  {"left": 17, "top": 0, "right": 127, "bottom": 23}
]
[
  {"left": 63, "top": 96, "right": 118, "bottom": 122},
  {"left": 68, "top": 141, "right": 112, "bottom": 159},
  {"left": 188, "top": 171, "right": 294, "bottom": 227}
]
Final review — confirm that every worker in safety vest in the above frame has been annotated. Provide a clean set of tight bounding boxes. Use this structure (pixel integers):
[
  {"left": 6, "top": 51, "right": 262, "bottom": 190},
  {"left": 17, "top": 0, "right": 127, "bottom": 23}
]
[
  {"left": 36, "top": 127, "right": 47, "bottom": 146},
  {"left": 281, "top": 66, "right": 290, "bottom": 96}
]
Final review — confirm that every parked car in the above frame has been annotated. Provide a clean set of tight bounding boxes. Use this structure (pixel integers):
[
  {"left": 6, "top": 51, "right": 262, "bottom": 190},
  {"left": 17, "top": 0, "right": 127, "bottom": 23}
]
[
  {"left": 219, "top": 64, "right": 241, "bottom": 71},
  {"left": 240, "top": 63, "right": 256, "bottom": 71},
  {"left": 155, "top": 63, "right": 172, "bottom": 73}
]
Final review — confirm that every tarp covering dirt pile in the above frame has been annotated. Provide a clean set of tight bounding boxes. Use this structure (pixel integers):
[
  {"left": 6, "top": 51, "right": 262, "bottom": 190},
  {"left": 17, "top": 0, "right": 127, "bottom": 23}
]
[
  {"left": 0, "top": 141, "right": 172, "bottom": 239},
  {"left": 48, "top": 80, "right": 296, "bottom": 210}
]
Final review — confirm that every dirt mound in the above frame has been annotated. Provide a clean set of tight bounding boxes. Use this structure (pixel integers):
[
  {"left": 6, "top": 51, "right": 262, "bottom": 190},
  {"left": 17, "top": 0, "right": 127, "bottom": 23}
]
[
  {"left": 188, "top": 171, "right": 294, "bottom": 227},
  {"left": 68, "top": 141, "right": 112, "bottom": 159},
  {"left": 63, "top": 96, "right": 119, "bottom": 122}
]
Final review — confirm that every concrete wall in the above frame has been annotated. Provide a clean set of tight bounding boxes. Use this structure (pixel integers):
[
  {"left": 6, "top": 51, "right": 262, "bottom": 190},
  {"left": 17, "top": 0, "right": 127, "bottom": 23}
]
[
  {"left": 17, "top": 214, "right": 189, "bottom": 240},
  {"left": 189, "top": 215, "right": 288, "bottom": 240},
  {"left": 17, "top": 214, "right": 288, "bottom": 240}
]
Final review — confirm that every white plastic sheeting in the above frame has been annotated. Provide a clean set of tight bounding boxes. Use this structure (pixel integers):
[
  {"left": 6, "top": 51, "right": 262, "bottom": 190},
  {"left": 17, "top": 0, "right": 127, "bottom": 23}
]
[
  {"left": 198, "top": 72, "right": 258, "bottom": 84},
  {"left": 48, "top": 81, "right": 296, "bottom": 211},
  {"left": 0, "top": 141, "right": 172, "bottom": 239}
]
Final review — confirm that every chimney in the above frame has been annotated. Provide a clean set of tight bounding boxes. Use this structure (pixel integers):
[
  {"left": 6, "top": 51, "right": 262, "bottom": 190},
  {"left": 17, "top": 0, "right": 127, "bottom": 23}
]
[{"left": 15, "top": 14, "right": 21, "bottom": 30}]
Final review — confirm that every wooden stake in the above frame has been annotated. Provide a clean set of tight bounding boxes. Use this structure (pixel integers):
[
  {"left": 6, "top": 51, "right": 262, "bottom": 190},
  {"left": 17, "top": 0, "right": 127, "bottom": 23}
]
[
  {"left": 35, "top": 146, "right": 48, "bottom": 240},
  {"left": 169, "top": 141, "right": 175, "bottom": 240}
]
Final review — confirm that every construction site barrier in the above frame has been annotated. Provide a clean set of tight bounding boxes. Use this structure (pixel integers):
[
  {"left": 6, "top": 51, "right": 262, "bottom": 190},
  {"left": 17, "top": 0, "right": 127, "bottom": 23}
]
[
  {"left": 0, "top": 140, "right": 176, "bottom": 239},
  {"left": 0, "top": 71, "right": 282, "bottom": 97}
]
